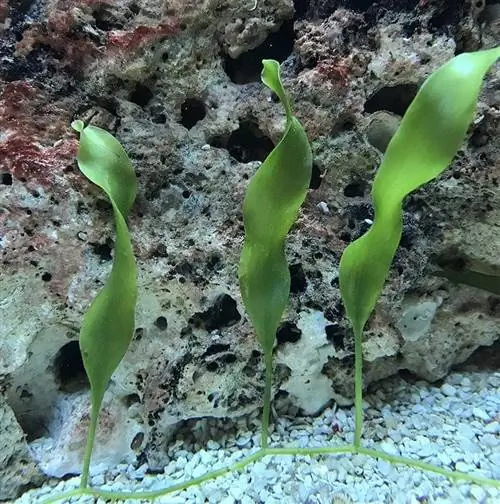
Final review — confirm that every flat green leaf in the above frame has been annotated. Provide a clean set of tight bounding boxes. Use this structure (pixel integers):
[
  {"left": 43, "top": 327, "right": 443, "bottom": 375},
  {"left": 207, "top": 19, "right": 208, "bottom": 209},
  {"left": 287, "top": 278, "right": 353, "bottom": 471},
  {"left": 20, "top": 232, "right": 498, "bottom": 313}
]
[
  {"left": 71, "top": 120, "right": 137, "bottom": 486},
  {"left": 239, "top": 60, "right": 313, "bottom": 355},
  {"left": 339, "top": 47, "right": 500, "bottom": 336}
]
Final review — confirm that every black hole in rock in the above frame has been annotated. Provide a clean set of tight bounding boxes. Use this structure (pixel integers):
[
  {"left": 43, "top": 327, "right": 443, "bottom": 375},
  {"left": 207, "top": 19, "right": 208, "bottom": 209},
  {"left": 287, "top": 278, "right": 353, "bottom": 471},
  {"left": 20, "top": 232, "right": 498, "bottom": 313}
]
[
  {"left": 182, "top": 190, "right": 191, "bottom": 199},
  {"left": 293, "top": 0, "right": 309, "bottom": 19},
  {"left": 203, "top": 343, "right": 231, "bottom": 357},
  {"left": 276, "top": 321, "right": 302, "bottom": 345},
  {"left": 206, "top": 362, "right": 219, "bottom": 372},
  {"left": 208, "top": 134, "right": 228, "bottom": 149},
  {"left": 1, "top": 173, "right": 12, "bottom": 185},
  {"left": 124, "top": 393, "right": 141, "bottom": 407},
  {"left": 129, "top": 83, "right": 153, "bottom": 107},
  {"left": 309, "top": 163, "right": 322, "bottom": 189},
  {"left": 155, "top": 316, "right": 168, "bottom": 330},
  {"left": 289, "top": 263, "right": 307, "bottom": 294},
  {"left": 223, "top": 21, "right": 295, "bottom": 84},
  {"left": 227, "top": 121, "right": 274, "bottom": 163},
  {"left": 54, "top": 341, "right": 89, "bottom": 393},
  {"left": 221, "top": 353, "right": 237, "bottom": 364},
  {"left": 344, "top": 0, "right": 376, "bottom": 9},
  {"left": 152, "top": 113, "right": 167, "bottom": 124},
  {"left": 90, "top": 240, "right": 113, "bottom": 261},
  {"left": 435, "top": 254, "right": 467, "bottom": 271},
  {"left": 325, "top": 324, "right": 345, "bottom": 349},
  {"left": 190, "top": 294, "right": 241, "bottom": 331},
  {"left": 364, "top": 84, "right": 419, "bottom": 116},
  {"left": 93, "top": 6, "right": 124, "bottom": 30},
  {"left": 343, "top": 181, "right": 366, "bottom": 197},
  {"left": 41, "top": 272, "right": 52, "bottom": 282},
  {"left": 180, "top": 98, "right": 206, "bottom": 129}
]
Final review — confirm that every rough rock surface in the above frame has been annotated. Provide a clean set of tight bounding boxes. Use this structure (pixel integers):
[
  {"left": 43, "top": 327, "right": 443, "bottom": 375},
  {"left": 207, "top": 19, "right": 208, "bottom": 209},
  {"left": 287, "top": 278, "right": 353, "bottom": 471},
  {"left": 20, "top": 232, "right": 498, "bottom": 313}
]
[
  {"left": 0, "top": 398, "right": 43, "bottom": 500},
  {"left": 0, "top": 0, "right": 499, "bottom": 497}
]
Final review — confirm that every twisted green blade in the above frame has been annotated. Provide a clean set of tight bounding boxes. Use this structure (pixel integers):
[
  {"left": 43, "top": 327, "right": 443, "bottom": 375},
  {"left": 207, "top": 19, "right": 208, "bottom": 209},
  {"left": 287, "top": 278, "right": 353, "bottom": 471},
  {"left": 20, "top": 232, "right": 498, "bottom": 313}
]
[
  {"left": 71, "top": 120, "right": 137, "bottom": 486},
  {"left": 339, "top": 48, "right": 500, "bottom": 448},
  {"left": 239, "top": 60, "right": 312, "bottom": 355},
  {"left": 239, "top": 60, "right": 312, "bottom": 446}
]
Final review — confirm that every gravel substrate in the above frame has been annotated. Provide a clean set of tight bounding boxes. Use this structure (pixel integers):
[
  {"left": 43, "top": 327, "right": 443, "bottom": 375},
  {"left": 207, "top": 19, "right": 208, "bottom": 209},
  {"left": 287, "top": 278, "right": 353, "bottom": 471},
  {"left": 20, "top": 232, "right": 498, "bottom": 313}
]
[{"left": 14, "top": 370, "right": 500, "bottom": 504}]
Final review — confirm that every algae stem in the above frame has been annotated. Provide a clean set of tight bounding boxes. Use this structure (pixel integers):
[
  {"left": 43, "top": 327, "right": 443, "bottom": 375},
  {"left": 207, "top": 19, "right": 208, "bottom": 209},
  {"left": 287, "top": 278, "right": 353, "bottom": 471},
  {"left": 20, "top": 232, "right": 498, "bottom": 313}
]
[
  {"left": 80, "top": 391, "right": 103, "bottom": 488},
  {"left": 261, "top": 351, "right": 274, "bottom": 448},
  {"left": 353, "top": 327, "right": 363, "bottom": 450}
]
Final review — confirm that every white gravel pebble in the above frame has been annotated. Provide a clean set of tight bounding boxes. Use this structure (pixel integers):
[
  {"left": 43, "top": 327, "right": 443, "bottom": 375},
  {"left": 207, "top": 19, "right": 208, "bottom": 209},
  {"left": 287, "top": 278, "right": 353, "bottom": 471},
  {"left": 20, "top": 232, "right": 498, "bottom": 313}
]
[{"left": 14, "top": 370, "right": 500, "bottom": 504}]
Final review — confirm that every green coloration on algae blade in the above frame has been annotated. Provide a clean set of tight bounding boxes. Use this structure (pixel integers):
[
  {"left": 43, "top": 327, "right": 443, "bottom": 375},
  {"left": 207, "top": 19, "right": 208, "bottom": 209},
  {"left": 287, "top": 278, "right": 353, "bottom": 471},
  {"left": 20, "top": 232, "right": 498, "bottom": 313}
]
[{"left": 71, "top": 120, "right": 138, "bottom": 487}]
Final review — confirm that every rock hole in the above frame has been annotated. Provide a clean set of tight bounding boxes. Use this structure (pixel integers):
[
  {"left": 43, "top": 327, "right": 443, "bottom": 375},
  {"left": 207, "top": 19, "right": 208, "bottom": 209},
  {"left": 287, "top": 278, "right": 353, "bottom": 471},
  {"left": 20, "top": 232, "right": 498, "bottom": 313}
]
[
  {"left": 124, "top": 393, "right": 141, "bottom": 407},
  {"left": 1, "top": 173, "right": 12, "bottom": 185},
  {"left": 223, "top": 21, "right": 295, "bottom": 84},
  {"left": 289, "top": 263, "right": 307, "bottom": 293},
  {"left": 343, "top": 180, "right": 366, "bottom": 197},
  {"left": 93, "top": 5, "right": 124, "bottom": 30},
  {"left": 41, "top": 272, "right": 52, "bottom": 282},
  {"left": 227, "top": 120, "right": 274, "bottom": 163},
  {"left": 180, "top": 97, "right": 206, "bottom": 129},
  {"left": 344, "top": 0, "right": 377, "bottom": 10},
  {"left": 54, "top": 341, "right": 89, "bottom": 393},
  {"left": 364, "top": 84, "right": 419, "bottom": 116},
  {"left": 293, "top": 0, "right": 309, "bottom": 19},
  {"left": 276, "top": 321, "right": 302, "bottom": 345},
  {"left": 154, "top": 316, "right": 168, "bottom": 330},
  {"left": 206, "top": 362, "right": 219, "bottom": 372},
  {"left": 90, "top": 239, "right": 113, "bottom": 261},
  {"left": 190, "top": 294, "right": 241, "bottom": 331},
  {"left": 203, "top": 343, "right": 231, "bottom": 357},
  {"left": 309, "top": 163, "right": 322, "bottom": 189},
  {"left": 129, "top": 83, "right": 153, "bottom": 107},
  {"left": 325, "top": 324, "right": 345, "bottom": 350}
]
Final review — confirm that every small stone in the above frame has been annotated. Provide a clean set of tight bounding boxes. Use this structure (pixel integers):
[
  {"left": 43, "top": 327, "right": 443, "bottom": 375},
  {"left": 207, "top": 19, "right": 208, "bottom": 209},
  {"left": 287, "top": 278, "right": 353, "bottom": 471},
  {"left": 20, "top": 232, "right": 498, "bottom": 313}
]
[
  {"left": 470, "top": 485, "right": 487, "bottom": 501},
  {"left": 207, "top": 440, "right": 220, "bottom": 450},
  {"left": 316, "top": 201, "right": 330, "bottom": 214},
  {"left": 441, "top": 384, "right": 456, "bottom": 396},
  {"left": 472, "top": 407, "right": 490, "bottom": 421},
  {"left": 484, "top": 422, "right": 500, "bottom": 434},
  {"left": 379, "top": 439, "right": 401, "bottom": 456}
]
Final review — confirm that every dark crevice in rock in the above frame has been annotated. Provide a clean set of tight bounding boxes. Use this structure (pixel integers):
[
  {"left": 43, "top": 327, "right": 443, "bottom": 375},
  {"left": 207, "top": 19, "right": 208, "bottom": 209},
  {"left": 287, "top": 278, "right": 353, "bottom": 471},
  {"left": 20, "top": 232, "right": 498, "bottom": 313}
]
[
  {"left": 309, "top": 163, "right": 323, "bottom": 189},
  {"left": 154, "top": 316, "right": 168, "bottom": 330},
  {"left": 54, "top": 341, "right": 89, "bottom": 393},
  {"left": 129, "top": 83, "right": 154, "bottom": 107},
  {"left": 293, "top": 0, "right": 310, "bottom": 19},
  {"left": 276, "top": 321, "right": 302, "bottom": 345},
  {"left": 180, "top": 98, "right": 206, "bottom": 129},
  {"left": 190, "top": 294, "right": 241, "bottom": 331},
  {"left": 289, "top": 263, "right": 308, "bottom": 294},
  {"left": 203, "top": 343, "right": 231, "bottom": 357},
  {"left": 364, "top": 84, "right": 419, "bottom": 116},
  {"left": 227, "top": 120, "right": 274, "bottom": 163},
  {"left": 325, "top": 324, "right": 345, "bottom": 349},
  {"left": 223, "top": 21, "right": 295, "bottom": 84},
  {"left": 90, "top": 239, "right": 113, "bottom": 261},
  {"left": 343, "top": 180, "right": 366, "bottom": 197}
]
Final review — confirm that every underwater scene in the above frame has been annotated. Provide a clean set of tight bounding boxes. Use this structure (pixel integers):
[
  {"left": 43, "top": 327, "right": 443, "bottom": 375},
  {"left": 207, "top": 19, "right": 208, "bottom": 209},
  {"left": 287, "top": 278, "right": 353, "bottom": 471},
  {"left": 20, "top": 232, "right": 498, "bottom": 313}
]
[{"left": 0, "top": 0, "right": 499, "bottom": 503}]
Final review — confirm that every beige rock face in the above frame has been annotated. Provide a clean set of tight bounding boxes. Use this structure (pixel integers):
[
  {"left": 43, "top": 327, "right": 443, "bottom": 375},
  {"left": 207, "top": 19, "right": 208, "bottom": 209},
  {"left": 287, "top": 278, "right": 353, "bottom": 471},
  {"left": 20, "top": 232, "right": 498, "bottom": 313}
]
[
  {"left": 0, "top": 398, "right": 43, "bottom": 500},
  {"left": 0, "top": 0, "right": 498, "bottom": 493}
]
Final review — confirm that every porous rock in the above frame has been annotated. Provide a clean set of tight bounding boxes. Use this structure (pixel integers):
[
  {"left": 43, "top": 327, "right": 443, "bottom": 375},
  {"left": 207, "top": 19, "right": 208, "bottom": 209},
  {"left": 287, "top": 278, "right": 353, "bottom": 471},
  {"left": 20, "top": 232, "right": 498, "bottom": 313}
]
[
  {"left": 0, "top": 0, "right": 499, "bottom": 493},
  {"left": 0, "top": 397, "right": 43, "bottom": 501}
]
